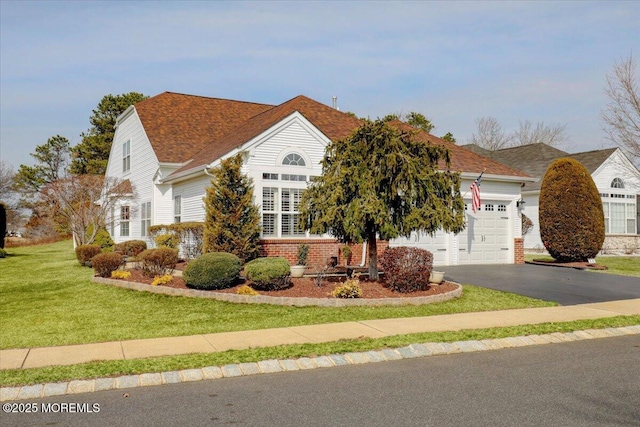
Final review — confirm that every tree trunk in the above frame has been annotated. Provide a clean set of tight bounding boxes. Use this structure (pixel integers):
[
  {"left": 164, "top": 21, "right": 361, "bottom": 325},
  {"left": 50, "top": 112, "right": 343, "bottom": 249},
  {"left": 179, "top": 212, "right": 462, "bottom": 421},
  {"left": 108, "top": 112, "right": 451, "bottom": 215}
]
[{"left": 367, "top": 232, "right": 378, "bottom": 280}]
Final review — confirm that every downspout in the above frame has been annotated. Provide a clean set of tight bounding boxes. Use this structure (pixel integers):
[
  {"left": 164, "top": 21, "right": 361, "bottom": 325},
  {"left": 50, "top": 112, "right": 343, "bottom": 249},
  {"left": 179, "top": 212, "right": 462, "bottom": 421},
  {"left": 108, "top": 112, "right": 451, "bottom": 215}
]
[
  {"left": 359, "top": 241, "right": 367, "bottom": 267},
  {"left": 203, "top": 166, "right": 214, "bottom": 177}
]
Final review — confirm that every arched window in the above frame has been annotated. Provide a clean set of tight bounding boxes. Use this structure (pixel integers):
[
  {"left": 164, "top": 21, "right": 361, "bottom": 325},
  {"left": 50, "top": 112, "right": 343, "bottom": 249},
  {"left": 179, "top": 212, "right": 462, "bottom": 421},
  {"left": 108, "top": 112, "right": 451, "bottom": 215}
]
[
  {"left": 282, "top": 153, "right": 305, "bottom": 166},
  {"left": 611, "top": 178, "right": 625, "bottom": 189}
]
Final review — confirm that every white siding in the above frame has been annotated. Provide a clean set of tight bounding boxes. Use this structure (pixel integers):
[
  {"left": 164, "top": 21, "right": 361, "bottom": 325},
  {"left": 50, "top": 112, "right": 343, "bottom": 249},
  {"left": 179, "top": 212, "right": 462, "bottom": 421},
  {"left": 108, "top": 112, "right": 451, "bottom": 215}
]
[
  {"left": 522, "top": 193, "right": 542, "bottom": 249},
  {"left": 105, "top": 109, "right": 159, "bottom": 244},
  {"left": 250, "top": 120, "right": 327, "bottom": 169},
  {"left": 173, "top": 175, "right": 211, "bottom": 223}
]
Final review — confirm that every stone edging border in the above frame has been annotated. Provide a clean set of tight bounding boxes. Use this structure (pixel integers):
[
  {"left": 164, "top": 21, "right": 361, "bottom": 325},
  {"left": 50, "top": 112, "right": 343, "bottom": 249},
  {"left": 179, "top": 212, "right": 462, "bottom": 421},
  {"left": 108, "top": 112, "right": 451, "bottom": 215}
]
[
  {"left": 2, "top": 326, "right": 638, "bottom": 402},
  {"left": 91, "top": 277, "right": 462, "bottom": 307}
]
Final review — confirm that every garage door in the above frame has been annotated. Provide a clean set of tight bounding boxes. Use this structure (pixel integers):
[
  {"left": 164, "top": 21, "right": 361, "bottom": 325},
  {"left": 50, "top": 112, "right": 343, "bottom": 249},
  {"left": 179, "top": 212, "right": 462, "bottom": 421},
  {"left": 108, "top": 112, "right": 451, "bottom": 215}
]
[
  {"left": 390, "top": 230, "right": 449, "bottom": 266},
  {"left": 457, "top": 201, "right": 511, "bottom": 265}
]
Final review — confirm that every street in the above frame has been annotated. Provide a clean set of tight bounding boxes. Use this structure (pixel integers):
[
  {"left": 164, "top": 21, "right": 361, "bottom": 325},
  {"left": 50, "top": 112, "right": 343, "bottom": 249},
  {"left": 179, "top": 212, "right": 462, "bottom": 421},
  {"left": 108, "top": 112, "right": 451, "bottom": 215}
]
[{"left": 2, "top": 335, "right": 639, "bottom": 426}]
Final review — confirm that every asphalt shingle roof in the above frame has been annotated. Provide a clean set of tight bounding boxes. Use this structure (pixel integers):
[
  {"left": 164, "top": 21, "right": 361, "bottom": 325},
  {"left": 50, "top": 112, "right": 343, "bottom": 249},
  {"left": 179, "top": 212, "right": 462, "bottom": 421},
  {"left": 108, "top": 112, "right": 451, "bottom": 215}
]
[
  {"left": 461, "top": 143, "right": 618, "bottom": 191},
  {"left": 131, "top": 92, "right": 532, "bottom": 181}
]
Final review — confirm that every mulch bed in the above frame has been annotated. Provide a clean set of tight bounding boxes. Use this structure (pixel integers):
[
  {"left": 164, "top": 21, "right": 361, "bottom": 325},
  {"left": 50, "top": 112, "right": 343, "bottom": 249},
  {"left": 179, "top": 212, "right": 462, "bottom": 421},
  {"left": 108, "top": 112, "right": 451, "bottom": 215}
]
[
  {"left": 527, "top": 259, "right": 608, "bottom": 270},
  {"left": 122, "top": 268, "right": 457, "bottom": 299}
]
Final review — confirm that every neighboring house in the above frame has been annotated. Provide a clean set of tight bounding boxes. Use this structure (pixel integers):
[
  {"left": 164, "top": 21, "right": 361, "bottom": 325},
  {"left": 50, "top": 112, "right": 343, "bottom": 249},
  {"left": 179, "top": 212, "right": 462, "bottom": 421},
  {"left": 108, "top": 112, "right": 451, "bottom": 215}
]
[
  {"left": 104, "top": 91, "right": 533, "bottom": 266},
  {"left": 463, "top": 143, "right": 640, "bottom": 253}
]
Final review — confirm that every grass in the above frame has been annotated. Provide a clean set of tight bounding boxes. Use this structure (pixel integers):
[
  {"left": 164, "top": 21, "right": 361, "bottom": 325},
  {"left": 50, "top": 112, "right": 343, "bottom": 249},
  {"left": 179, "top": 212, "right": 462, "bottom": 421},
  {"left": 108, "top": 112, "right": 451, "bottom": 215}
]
[
  {"left": 0, "top": 241, "right": 558, "bottom": 350},
  {"left": 1, "top": 315, "right": 638, "bottom": 387},
  {"left": 525, "top": 253, "right": 640, "bottom": 277}
]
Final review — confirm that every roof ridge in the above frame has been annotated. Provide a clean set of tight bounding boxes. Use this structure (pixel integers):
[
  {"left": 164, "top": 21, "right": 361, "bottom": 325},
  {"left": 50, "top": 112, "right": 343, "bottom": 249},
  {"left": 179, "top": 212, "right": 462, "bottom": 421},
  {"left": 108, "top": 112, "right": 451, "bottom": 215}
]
[{"left": 140, "top": 91, "right": 275, "bottom": 108}]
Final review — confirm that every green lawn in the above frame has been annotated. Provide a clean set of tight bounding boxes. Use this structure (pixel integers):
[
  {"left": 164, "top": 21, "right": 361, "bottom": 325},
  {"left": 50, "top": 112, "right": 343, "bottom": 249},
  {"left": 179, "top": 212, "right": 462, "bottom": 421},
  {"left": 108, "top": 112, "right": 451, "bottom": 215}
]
[
  {"left": 1, "top": 241, "right": 557, "bottom": 349},
  {"left": 525, "top": 254, "right": 640, "bottom": 277},
  {"left": 2, "top": 315, "right": 638, "bottom": 387}
]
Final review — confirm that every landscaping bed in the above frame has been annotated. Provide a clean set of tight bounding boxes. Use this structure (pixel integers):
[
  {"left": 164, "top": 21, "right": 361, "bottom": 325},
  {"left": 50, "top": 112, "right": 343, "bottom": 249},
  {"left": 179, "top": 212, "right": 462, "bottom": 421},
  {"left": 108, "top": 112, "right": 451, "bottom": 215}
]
[{"left": 121, "top": 267, "right": 457, "bottom": 300}]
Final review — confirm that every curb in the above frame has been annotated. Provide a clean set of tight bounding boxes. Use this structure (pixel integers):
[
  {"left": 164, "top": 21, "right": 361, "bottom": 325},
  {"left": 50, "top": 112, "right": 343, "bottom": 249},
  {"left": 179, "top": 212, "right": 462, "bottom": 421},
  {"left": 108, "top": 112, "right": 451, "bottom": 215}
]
[
  {"left": 2, "top": 325, "right": 638, "bottom": 402},
  {"left": 92, "top": 277, "right": 463, "bottom": 307}
]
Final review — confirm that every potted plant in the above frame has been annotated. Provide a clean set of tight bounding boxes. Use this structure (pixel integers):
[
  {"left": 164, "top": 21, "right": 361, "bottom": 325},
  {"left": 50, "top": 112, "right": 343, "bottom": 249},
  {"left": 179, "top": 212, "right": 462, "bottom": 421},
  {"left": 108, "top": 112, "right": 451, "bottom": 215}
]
[
  {"left": 290, "top": 243, "right": 309, "bottom": 278},
  {"left": 429, "top": 269, "right": 445, "bottom": 284},
  {"left": 341, "top": 245, "right": 352, "bottom": 266}
]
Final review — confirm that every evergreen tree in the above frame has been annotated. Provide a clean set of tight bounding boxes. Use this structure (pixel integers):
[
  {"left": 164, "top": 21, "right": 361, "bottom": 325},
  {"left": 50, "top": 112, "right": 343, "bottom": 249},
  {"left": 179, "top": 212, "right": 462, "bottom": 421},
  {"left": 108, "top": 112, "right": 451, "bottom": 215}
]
[
  {"left": 203, "top": 154, "right": 261, "bottom": 262},
  {"left": 299, "top": 119, "right": 466, "bottom": 280},
  {"left": 539, "top": 158, "right": 605, "bottom": 261},
  {"left": 70, "top": 92, "right": 148, "bottom": 175}
]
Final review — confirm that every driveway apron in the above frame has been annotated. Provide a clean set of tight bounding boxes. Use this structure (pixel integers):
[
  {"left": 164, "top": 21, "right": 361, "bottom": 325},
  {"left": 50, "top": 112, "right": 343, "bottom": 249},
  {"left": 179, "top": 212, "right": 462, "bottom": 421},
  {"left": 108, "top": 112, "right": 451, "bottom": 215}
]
[{"left": 442, "top": 264, "right": 640, "bottom": 305}]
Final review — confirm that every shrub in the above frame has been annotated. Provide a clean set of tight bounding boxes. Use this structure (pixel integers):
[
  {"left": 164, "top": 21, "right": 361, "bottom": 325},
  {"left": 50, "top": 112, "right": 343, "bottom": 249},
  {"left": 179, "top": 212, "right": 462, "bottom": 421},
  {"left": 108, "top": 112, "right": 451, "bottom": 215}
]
[
  {"left": 87, "top": 226, "right": 114, "bottom": 251},
  {"left": 111, "top": 270, "right": 131, "bottom": 280},
  {"left": 332, "top": 279, "right": 363, "bottom": 298},
  {"left": 114, "top": 240, "right": 148, "bottom": 258},
  {"left": 296, "top": 244, "right": 309, "bottom": 266},
  {"left": 379, "top": 247, "right": 433, "bottom": 293},
  {"left": 183, "top": 252, "right": 242, "bottom": 290},
  {"left": 0, "top": 248, "right": 6, "bottom": 258},
  {"left": 149, "top": 222, "right": 204, "bottom": 261},
  {"left": 137, "top": 248, "right": 178, "bottom": 278},
  {"left": 151, "top": 274, "right": 174, "bottom": 286},
  {"left": 341, "top": 245, "right": 352, "bottom": 265},
  {"left": 76, "top": 244, "right": 102, "bottom": 266},
  {"left": 539, "top": 158, "right": 605, "bottom": 261},
  {"left": 236, "top": 284, "right": 260, "bottom": 296},
  {"left": 521, "top": 213, "right": 534, "bottom": 236},
  {"left": 92, "top": 252, "right": 123, "bottom": 278},
  {"left": 244, "top": 257, "right": 292, "bottom": 291},
  {"left": 155, "top": 233, "right": 179, "bottom": 249}
]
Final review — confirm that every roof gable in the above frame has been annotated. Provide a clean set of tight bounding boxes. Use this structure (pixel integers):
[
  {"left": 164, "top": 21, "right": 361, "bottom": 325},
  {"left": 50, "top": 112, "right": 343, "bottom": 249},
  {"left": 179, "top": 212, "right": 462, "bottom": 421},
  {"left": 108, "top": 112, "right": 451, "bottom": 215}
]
[{"left": 133, "top": 92, "right": 273, "bottom": 163}]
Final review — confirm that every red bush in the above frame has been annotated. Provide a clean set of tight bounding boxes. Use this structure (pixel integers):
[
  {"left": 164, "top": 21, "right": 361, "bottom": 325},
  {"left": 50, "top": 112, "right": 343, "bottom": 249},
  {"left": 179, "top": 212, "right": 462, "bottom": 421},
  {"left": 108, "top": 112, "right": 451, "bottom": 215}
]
[
  {"left": 379, "top": 247, "right": 433, "bottom": 293},
  {"left": 92, "top": 252, "right": 123, "bottom": 277}
]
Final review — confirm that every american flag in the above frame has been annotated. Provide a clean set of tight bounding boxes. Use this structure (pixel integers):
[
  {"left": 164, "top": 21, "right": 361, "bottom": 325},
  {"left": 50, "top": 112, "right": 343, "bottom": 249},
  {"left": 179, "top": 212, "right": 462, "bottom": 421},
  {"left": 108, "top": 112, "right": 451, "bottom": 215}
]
[{"left": 470, "top": 173, "right": 483, "bottom": 213}]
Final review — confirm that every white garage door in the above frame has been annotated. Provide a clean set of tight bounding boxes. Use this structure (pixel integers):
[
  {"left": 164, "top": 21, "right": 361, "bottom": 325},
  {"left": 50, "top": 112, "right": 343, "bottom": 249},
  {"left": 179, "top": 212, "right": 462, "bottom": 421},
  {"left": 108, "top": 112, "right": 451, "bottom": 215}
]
[
  {"left": 390, "top": 230, "right": 449, "bottom": 266},
  {"left": 457, "top": 201, "right": 511, "bottom": 265}
]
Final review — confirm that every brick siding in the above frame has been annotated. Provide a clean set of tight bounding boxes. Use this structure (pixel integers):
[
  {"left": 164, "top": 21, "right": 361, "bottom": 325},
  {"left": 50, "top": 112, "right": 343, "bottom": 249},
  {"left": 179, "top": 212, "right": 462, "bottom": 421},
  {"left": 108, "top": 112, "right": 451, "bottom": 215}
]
[
  {"left": 514, "top": 238, "right": 524, "bottom": 264},
  {"left": 259, "top": 239, "right": 390, "bottom": 267}
]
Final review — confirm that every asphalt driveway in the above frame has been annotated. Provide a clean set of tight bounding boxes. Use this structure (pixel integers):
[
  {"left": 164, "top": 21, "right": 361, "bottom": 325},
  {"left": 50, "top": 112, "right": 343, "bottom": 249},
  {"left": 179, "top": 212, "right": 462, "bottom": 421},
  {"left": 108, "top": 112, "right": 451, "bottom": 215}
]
[{"left": 442, "top": 263, "right": 640, "bottom": 305}]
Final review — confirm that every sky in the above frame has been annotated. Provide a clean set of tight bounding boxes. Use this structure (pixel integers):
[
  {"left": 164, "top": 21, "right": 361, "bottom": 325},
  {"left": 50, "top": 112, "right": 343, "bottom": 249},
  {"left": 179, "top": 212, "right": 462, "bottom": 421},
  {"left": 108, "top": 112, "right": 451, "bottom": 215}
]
[{"left": 1, "top": 0, "right": 639, "bottom": 170}]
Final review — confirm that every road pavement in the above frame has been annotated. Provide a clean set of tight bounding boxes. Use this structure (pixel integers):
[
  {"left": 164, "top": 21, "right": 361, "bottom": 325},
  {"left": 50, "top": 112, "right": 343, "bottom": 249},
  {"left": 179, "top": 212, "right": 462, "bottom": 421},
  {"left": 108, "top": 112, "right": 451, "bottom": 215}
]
[{"left": 3, "top": 335, "right": 639, "bottom": 427}]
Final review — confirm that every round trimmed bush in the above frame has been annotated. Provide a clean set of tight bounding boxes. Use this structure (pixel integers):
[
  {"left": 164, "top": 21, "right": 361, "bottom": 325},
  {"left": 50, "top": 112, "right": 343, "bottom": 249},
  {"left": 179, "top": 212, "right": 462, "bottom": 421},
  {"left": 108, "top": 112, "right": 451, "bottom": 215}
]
[
  {"left": 379, "top": 246, "right": 433, "bottom": 293},
  {"left": 76, "top": 244, "right": 102, "bottom": 266},
  {"left": 114, "top": 240, "right": 148, "bottom": 258},
  {"left": 137, "top": 248, "right": 179, "bottom": 278},
  {"left": 92, "top": 252, "right": 123, "bottom": 278},
  {"left": 183, "top": 252, "right": 242, "bottom": 290},
  {"left": 539, "top": 158, "right": 605, "bottom": 261},
  {"left": 244, "top": 257, "right": 291, "bottom": 291}
]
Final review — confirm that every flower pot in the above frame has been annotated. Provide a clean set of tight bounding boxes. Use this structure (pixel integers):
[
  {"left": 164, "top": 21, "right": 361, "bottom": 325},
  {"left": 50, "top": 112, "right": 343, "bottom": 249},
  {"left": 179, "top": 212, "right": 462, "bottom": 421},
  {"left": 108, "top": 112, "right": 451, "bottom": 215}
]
[
  {"left": 290, "top": 265, "right": 306, "bottom": 278},
  {"left": 429, "top": 270, "right": 444, "bottom": 284}
]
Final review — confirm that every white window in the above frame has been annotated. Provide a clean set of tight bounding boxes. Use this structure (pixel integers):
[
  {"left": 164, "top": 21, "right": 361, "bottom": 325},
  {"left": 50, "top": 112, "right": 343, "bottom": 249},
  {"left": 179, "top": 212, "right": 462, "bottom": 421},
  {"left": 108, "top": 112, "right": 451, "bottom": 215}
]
[
  {"left": 484, "top": 204, "right": 494, "bottom": 212},
  {"left": 281, "top": 188, "right": 304, "bottom": 236},
  {"left": 122, "top": 140, "right": 131, "bottom": 173},
  {"left": 260, "top": 187, "right": 305, "bottom": 237},
  {"left": 611, "top": 178, "right": 624, "bottom": 189},
  {"left": 282, "top": 153, "right": 305, "bottom": 166},
  {"left": 120, "top": 206, "right": 130, "bottom": 237},
  {"left": 262, "top": 187, "right": 277, "bottom": 236},
  {"left": 174, "top": 196, "right": 181, "bottom": 223},
  {"left": 141, "top": 202, "right": 151, "bottom": 237},
  {"left": 603, "top": 200, "right": 637, "bottom": 235}
]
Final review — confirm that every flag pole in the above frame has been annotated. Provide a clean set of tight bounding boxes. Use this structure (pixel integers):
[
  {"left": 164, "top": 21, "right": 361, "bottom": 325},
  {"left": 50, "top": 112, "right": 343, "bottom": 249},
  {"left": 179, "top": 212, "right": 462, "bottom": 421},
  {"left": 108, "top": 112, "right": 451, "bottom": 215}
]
[{"left": 461, "top": 168, "right": 486, "bottom": 198}]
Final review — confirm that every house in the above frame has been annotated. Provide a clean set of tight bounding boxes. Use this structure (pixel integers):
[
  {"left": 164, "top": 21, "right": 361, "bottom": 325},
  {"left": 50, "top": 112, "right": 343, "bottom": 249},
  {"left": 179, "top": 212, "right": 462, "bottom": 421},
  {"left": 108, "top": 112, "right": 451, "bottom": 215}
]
[
  {"left": 462, "top": 143, "right": 640, "bottom": 253},
  {"left": 104, "top": 92, "right": 534, "bottom": 266}
]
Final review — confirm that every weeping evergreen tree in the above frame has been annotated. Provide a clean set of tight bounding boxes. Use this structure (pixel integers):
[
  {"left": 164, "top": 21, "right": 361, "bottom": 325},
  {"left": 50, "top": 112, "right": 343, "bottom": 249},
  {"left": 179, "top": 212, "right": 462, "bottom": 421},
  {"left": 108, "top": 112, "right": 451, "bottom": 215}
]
[
  {"left": 203, "top": 154, "right": 261, "bottom": 263},
  {"left": 299, "top": 119, "right": 466, "bottom": 280}
]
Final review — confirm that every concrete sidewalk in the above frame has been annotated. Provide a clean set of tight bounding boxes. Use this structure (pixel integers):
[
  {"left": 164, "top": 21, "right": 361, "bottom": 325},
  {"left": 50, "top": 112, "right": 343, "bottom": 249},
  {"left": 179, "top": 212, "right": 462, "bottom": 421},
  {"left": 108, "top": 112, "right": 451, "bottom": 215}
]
[{"left": 2, "top": 299, "right": 639, "bottom": 371}]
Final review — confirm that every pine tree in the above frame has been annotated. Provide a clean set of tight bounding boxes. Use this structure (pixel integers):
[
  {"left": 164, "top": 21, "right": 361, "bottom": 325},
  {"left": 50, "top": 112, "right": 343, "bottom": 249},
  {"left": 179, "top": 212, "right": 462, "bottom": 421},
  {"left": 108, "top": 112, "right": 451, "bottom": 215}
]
[
  {"left": 203, "top": 154, "right": 261, "bottom": 262},
  {"left": 299, "top": 119, "right": 466, "bottom": 280}
]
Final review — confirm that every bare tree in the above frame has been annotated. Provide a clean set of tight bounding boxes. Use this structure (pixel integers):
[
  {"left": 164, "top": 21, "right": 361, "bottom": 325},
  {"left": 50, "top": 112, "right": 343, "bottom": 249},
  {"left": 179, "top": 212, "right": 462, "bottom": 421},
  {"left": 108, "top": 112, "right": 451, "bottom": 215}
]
[
  {"left": 470, "top": 116, "right": 513, "bottom": 150},
  {"left": 0, "top": 161, "right": 15, "bottom": 199},
  {"left": 39, "top": 175, "right": 133, "bottom": 247},
  {"left": 512, "top": 120, "right": 568, "bottom": 147},
  {"left": 601, "top": 54, "right": 640, "bottom": 165}
]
